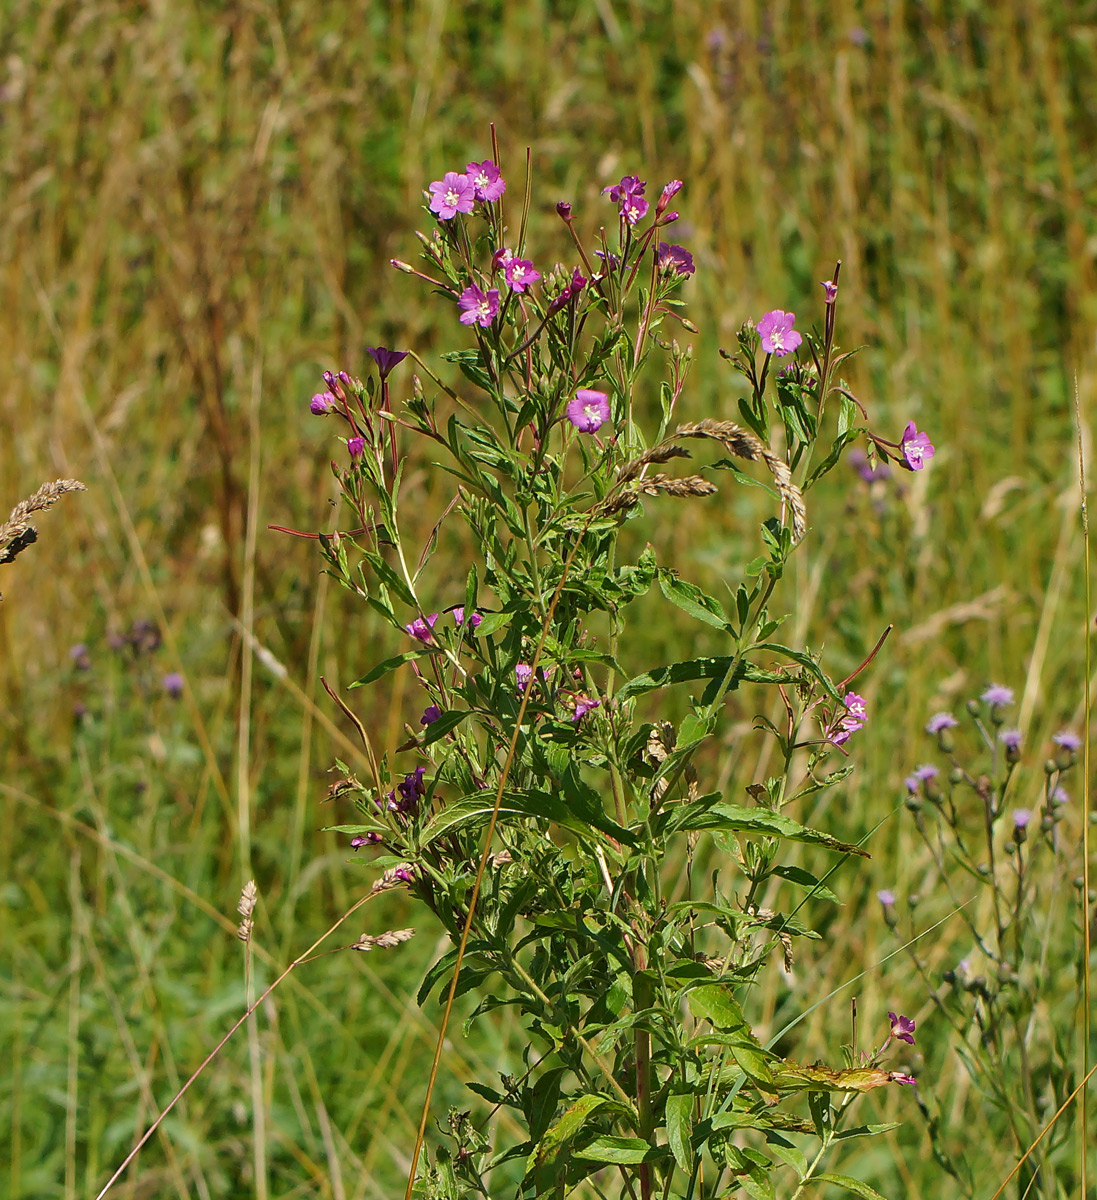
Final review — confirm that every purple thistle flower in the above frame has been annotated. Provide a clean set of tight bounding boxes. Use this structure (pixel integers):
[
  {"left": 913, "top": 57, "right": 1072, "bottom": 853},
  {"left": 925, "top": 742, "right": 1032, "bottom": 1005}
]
[
  {"left": 453, "top": 607, "right": 482, "bottom": 629},
  {"left": 899, "top": 421, "right": 935, "bottom": 471},
  {"left": 926, "top": 712, "right": 959, "bottom": 734},
  {"left": 504, "top": 258, "right": 541, "bottom": 293},
  {"left": 466, "top": 160, "right": 506, "bottom": 202},
  {"left": 877, "top": 889, "right": 896, "bottom": 907},
  {"left": 982, "top": 684, "right": 1014, "bottom": 707},
  {"left": 162, "top": 672, "right": 184, "bottom": 700},
  {"left": 999, "top": 728, "right": 1023, "bottom": 752},
  {"left": 69, "top": 643, "right": 91, "bottom": 671},
  {"left": 1051, "top": 785, "right": 1069, "bottom": 806},
  {"left": 888, "top": 1012, "right": 917, "bottom": 1045},
  {"left": 347, "top": 435, "right": 365, "bottom": 459},
  {"left": 848, "top": 448, "right": 892, "bottom": 483},
  {"left": 405, "top": 614, "right": 439, "bottom": 643},
  {"left": 572, "top": 695, "right": 600, "bottom": 723},
  {"left": 458, "top": 285, "right": 500, "bottom": 328},
  {"left": 566, "top": 389, "right": 611, "bottom": 434},
  {"left": 656, "top": 242, "right": 695, "bottom": 277},
  {"left": 420, "top": 704, "right": 442, "bottom": 726},
  {"left": 310, "top": 391, "right": 336, "bottom": 414},
  {"left": 1053, "top": 730, "right": 1081, "bottom": 751},
  {"left": 428, "top": 171, "right": 476, "bottom": 219},
  {"left": 366, "top": 347, "right": 409, "bottom": 379},
  {"left": 904, "top": 763, "right": 938, "bottom": 793},
  {"left": 1012, "top": 808, "right": 1032, "bottom": 830},
  {"left": 757, "top": 310, "right": 802, "bottom": 357},
  {"left": 821, "top": 280, "right": 839, "bottom": 304}
]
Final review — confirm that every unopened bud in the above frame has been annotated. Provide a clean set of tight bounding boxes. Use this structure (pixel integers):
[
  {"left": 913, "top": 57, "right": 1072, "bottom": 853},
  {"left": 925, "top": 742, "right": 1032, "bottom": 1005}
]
[
  {"left": 390, "top": 259, "right": 414, "bottom": 273},
  {"left": 556, "top": 201, "right": 572, "bottom": 220}
]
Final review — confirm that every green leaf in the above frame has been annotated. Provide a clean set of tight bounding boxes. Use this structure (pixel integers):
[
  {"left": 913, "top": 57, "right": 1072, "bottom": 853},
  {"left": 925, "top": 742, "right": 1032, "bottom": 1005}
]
[
  {"left": 419, "top": 789, "right": 634, "bottom": 849},
  {"left": 751, "top": 642, "right": 843, "bottom": 701},
  {"left": 687, "top": 984, "right": 748, "bottom": 1031},
  {"left": 771, "top": 864, "right": 839, "bottom": 903},
  {"left": 530, "top": 1094, "right": 611, "bottom": 1180},
  {"left": 658, "top": 569, "right": 730, "bottom": 629},
  {"left": 361, "top": 549, "right": 418, "bottom": 608},
  {"left": 665, "top": 1094, "right": 694, "bottom": 1172},
  {"left": 475, "top": 609, "right": 515, "bottom": 636},
  {"left": 806, "top": 426, "right": 864, "bottom": 488},
  {"left": 814, "top": 1173, "right": 890, "bottom": 1200},
  {"left": 665, "top": 802, "right": 869, "bottom": 857},
  {"left": 834, "top": 1121, "right": 902, "bottom": 1141},
  {"left": 616, "top": 656, "right": 783, "bottom": 703},
  {"left": 574, "top": 1136, "right": 664, "bottom": 1164},
  {"left": 349, "top": 647, "right": 438, "bottom": 688}
]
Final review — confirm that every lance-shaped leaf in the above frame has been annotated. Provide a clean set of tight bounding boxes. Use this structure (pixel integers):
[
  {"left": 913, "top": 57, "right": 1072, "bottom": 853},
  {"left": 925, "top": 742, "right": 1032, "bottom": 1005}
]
[
  {"left": 616, "top": 656, "right": 786, "bottom": 703},
  {"left": 350, "top": 647, "right": 439, "bottom": 688},
  {"left": 657, "top": 569, "right": 730, "bottom": 629},
  {"left": 663, "top": 802, "right": 869, "bottom": 857},
  {"left": 574, "top": 1136, "right": 666, "bottom": 1165}
]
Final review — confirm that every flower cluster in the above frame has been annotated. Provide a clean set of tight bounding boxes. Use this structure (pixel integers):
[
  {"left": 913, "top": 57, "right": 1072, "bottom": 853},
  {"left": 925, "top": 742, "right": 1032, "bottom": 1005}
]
[
  {"left": 830, "top": 690, "right": 868, "bottom": 745},
  {"left": 428, "top": 160, "right": 506, "bottom": 219}
]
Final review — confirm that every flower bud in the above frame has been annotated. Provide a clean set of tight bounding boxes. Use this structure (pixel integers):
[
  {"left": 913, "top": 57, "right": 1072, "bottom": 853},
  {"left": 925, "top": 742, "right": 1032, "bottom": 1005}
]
[
  {"left": 390, "top": 259, "right": 414, "bottom": 273},
  {"left": 556, "top": 201, "right": 572, "bottom": 220}
]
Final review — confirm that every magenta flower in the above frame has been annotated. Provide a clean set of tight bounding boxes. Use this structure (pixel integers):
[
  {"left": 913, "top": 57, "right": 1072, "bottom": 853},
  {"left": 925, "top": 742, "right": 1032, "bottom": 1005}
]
[
  {"left": 310, "top": 391, "right": 336, "bottom": 414},
  {"left": 453, "top": 607, "right": 482, "bottom": 629},
  {"left": 350, "top": 832, "right": 383, "bottom": 849},
  {"left": 515, "top": 663, "right": 534, "bottom": 693},
  {"left": 405, "top": 614, "right": 439, "bottom": 643},
  {"left": 926, "top": 712, "right": 958, "bottom": 734},
  {"left": 420, "top": 704, "right": 442, "bottom": 726},
  {"left": 428, "top": 171, "right": 476, "bottom": 219},
  {"left": 821, "top": 280, "right": 839, "bottom": 304},
  {"left": 162, "top": 672, "right": 184, "bottom": 700},
  {"left": 831, "top": 690, "right": 867, "bottom": 745},
  {"left": 899, "top": 422, "right": 935, "bottom": 471},
  {"left": 504, "top": 258, "right": 541, "bottom": 293},
  {"left": 567, "top": 389, "right": 611, "bottom": 434},
  {"left": 877, "top": 889, "right": 896, "bottom": 908},
  {"left": 393, "top": 766, "right": 426, "bottom": 814},
  {"left": 757, "top": 310, "right": 802, "bottom": 357},
  {"left": 1012, "top": 808, "right": 1032, "bottom": 830},
  {"left": 982, "top": 684, "right": 1014, "bottom": 707},
  {"left": 572, "top": 695, "right": 600, "bottom": 723},
  {"left": 466, "top": 160, "right": 506, "bottom": 202},
  {"left": 603, "top": 174, "right": 649, "bottom": 225},
  {"left": 1053, "top": 730, "right": 1080, "bottom": 750},
  {"left": 657, "top": 179, "right": 683, "bottom": 215},
  {"left": 656, "top": 242, "right": 695, "bottom": 277},
  {"left": 888, "top": 1012, "right": 917, "bottom": 1045},
  {"left": 366, "top": 347, "right": 409, "bottom": 379},
  {"left": 999, "top": 728, "right": 1022, "bottom": 752},
  {"left": 428, "top": 171, "right": 475, "bottom": 219},
  {"left": 458, "top": 285, "right": 500, "bottom": 327},
  {"left": 347, "top": 436, "right": 365, "bottom": 459},
  {"left": 556, "top": 201, "right": 572, "bottom": 220}
]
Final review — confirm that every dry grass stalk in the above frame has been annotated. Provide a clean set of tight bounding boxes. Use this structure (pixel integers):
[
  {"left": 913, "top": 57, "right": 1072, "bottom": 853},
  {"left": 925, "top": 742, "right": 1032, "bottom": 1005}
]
[
  {"left": 673, "top": 420, "right": 807, "bottom": 543},
  {"left": 236, "top": 879, "right": 258, "bottom": 942},
  {"left": 351, "top": 928, "right": 415, "bottom": 952},
  {"left": 636, "top": 474, "right": 718, "bottom": 498},
  {"left": 0, "top": 478, "right": 87, "bottom": 571}
]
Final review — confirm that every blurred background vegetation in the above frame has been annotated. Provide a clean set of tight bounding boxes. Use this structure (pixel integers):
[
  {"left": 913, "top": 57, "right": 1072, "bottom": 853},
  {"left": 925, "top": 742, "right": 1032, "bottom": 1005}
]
[{"left": 2, "top": 1, "right": 1095, "bottom": 1196}]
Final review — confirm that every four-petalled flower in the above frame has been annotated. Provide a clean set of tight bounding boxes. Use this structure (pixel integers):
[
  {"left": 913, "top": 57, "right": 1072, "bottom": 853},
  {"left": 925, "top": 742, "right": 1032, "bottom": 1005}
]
[
  {"left": 429, "top": 171, "right": 476, "bottom": 220},
  {"left": 899, "top": 422, "right": 935, "bottom": 471},
  {"left": 458, "top": 285, "right": 500, "bottom": 327},
  {"left": 567, "top": 389, "right": 610, "bottom": 434},
  {"left": 757, "top": 309, "right": 802, "bottom": 357}
]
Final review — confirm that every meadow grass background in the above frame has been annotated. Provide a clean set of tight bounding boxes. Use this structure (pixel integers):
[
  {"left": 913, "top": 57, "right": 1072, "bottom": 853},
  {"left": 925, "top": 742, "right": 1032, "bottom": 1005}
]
[{"left": 2, "top": 1, "right": 1096, "bottom": 1197}]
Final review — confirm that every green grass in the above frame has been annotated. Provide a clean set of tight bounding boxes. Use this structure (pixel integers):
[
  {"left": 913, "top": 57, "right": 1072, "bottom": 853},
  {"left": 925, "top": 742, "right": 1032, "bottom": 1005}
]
[{"left": 2, "top": 1, "right": 1095, "bottom": 1196}]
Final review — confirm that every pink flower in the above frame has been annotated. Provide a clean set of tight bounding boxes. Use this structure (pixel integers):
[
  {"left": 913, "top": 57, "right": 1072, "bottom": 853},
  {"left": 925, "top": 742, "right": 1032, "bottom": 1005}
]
[
  {"left": 899, "top": 422, "right": 935, "bottom": 471},
  {"left": 572, "top": 695, "right": 600, "bottom": 723},
  {"left": 566, "top": 389, "right": 610, "bottom": 434},
  {"left": 453, "top": 607, "right": 482, "bottom": 629},
  {"left": 603, "top": 174, "right": 649, "bottom": 225},
  {"left": 428, "top": 171, "right": 476, "bottom": 220},
  {"left": 458, "top": 285, "right": 500, "bottom": 327},
  {"left": 310, "top": 392, "right": 336, "bottom": 414},
  {"left": 656, "top": 243, "right": 695, "bottom": 277},
  {"left": 504, "top": 258, "right": 541, "bottom": 293},
  {"left": 405, "top": 614, "right": 439, "bottom": 643},
  {"left": 888, "top": 1012, "right": 916, "bottom": 1045},
  {"left": 820, "top": 280, "right": 838, "bottom": 304},
  {"left": 831, "top": 690, "right": 867, "bottom": 745},
  {"left": 347, "top": 436, "right": 365, "bottom": 459},
  {"left": 466, "top": 160, "right": 506, "bottom": 202},
  {"left": 757, "top": 310, "right": 802, "bottom": 357}
]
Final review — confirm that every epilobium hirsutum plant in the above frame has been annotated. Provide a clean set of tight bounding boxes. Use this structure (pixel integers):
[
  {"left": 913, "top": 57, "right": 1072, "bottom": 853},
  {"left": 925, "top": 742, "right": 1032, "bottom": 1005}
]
[
  {"left": 895, "top": 690, "right": 1084, "bottom": 1197},
  {"left": 308, "top": 141, "right": 933, "bottom": 1199}
]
